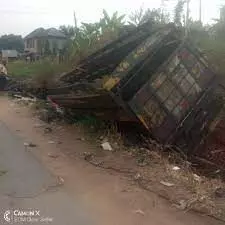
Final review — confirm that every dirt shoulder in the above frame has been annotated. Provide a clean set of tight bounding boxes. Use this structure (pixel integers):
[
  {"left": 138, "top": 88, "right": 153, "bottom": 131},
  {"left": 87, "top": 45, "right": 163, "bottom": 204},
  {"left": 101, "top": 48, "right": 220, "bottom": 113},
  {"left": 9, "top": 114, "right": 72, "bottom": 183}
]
[{"left": 0, "top": 96, "right": 224, "bottom": 225}]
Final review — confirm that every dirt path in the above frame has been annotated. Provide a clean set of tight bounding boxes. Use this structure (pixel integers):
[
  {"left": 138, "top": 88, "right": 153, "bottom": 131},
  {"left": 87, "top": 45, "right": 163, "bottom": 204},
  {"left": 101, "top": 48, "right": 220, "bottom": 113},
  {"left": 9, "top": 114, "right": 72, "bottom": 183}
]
[{"left": 0, "top": 96, "right": 223, "bottom": 225}]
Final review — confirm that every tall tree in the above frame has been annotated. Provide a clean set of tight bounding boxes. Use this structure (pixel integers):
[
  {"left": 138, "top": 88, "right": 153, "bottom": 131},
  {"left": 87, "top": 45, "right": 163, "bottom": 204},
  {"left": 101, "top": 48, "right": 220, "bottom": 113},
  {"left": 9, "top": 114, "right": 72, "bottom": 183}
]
[
  {"left": 174, "top": 0, "right": 185, "bottom": 26},
  {"left": 0, "top": 34, "right": 24, "bottom": 52}
]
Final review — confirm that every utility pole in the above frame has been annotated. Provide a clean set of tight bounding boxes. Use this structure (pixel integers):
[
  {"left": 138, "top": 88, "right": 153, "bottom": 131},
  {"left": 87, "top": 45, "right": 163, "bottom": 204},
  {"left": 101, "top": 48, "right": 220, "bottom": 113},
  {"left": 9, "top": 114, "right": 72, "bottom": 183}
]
[
  {"left": 160, "top": 0, "right": 168, "bottom": 22},
  {"left": 73, "top": 11, "right": 77, "bottom": 29},
  {"left": 185, "top": 0, "right": 190, "bottom": 37},
  {"left": 161, "top": 0, "right": 165, "bottom": 22},
  {"left": 199, "top": 0, "right": 202, "bottom": 23}
]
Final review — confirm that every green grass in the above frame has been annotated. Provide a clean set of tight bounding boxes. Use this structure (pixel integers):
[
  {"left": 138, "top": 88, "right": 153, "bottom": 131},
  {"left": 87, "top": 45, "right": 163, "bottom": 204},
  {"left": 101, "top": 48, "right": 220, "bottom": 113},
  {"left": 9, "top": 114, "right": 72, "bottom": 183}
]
[
  {"left": 7, "top": 60, "right": 70, "bottom": 78},
  {"left": 198, "top": 38, "right": 225, "bottom": 75}
]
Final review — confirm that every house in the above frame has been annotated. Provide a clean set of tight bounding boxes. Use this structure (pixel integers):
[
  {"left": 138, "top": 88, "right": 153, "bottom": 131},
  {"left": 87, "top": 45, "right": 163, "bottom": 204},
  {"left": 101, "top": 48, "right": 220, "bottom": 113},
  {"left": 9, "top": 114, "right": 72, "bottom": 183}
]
[
  {"left": 24, "top": 28, "right": 67, "bottom": 54},
  {"left": 0, "top": 50, "right": 18, "bottom": 61}
]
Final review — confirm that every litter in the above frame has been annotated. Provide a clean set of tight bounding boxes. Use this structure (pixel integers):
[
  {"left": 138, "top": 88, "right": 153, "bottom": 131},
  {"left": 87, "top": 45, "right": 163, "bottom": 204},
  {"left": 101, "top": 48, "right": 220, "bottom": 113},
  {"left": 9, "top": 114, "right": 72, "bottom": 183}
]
[
  {"left": 101, "top": 142, "right": 113, "bottom": 151},
  {"left": 172, "top": 166, "right": 181, "bottom": 171},
  {"left": 193, "top": 174, "right": 201, "bottom": 182},
  {"left": 24, "top": 142, "right": 37, "bottom": 147},
  {"left": 160, "top": 181, "right": 175, "bottom": 187},
  {"left": 133, "top": 209, "right": 145, "bottom": 216}
]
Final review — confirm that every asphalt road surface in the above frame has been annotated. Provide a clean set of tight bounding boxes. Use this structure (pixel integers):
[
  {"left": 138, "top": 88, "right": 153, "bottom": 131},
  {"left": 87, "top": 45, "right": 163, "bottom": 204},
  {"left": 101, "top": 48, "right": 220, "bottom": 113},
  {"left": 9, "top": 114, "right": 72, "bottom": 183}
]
[{"left": 0, "top": 121, "right": 94, "bottom": 225}]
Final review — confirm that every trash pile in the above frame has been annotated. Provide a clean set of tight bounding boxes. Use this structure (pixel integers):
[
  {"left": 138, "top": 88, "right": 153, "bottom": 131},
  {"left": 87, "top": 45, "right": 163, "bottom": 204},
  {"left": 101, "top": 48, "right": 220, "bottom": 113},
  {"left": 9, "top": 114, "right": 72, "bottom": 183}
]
[{"left": 8, "top": 22, "right": 225, "bottom": 158}]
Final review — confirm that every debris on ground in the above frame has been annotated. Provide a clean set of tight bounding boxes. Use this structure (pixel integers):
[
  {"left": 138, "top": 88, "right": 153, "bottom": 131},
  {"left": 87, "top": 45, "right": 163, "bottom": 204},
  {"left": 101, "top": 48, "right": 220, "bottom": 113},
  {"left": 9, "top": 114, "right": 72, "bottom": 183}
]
[
  {"left": 173, "top": 200, "right": 188, "bottom": 210},
  {"left": 83, "top": 152, "right": 94, "bottom": 161},
  {"left": 134, "top": 173, "right": 142, "bottom": 181},
  {"left": 12, "top": 94, "right": 23, "bottom": 99},
  {"left": 133, "top": 209, "right": 145, "bottom": 216},
  {"left": 136, "top": 159, "right": 148, "bottom": 167},
  {"left": 48, "top": 153, "right": 59, "bottom": 159},
  {"left": 77, "top": 137, "right": 85, "bottom": 141},
  {"left": 101, "top": 142, "right": 113, "bottom": 151},
  {"left": 20, "top": 97, "right": 36, "bottom": 102},
  {"left": 23, "top": 142, "right": 37, "bottom": 147},
  {"left": 57, "top": 176, "right": 65, "bottom": 185},
  {"left": 214, "top": 188, "right": 225, "bottom": 198},
  {"left": 48, "top": 141, "right": 55, "bottom": 144},
  {"left": 44, "top": 127, "right": 53, "bottom": 133},
  {"left": 34, "top": 123, "right": 44, "bottom": 128},
  {"left": 13, "top": 94, "right": 37, "bottom": 105},
  {"left": 160, "top": 181, "right": 175, "bottom": 187},
  {"left": 193, "top": 174, "right": 202, "bottom": 182},
  {"left": 172, "top": 166, "right": 181, "bottom": 171}
]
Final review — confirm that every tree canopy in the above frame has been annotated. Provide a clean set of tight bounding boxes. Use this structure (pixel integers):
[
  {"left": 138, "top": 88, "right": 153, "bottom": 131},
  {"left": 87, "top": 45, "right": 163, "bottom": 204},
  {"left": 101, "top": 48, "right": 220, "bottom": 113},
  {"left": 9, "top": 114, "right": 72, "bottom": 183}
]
[{"left": 0, "top": 34, "right": 24, "bottom": 52}]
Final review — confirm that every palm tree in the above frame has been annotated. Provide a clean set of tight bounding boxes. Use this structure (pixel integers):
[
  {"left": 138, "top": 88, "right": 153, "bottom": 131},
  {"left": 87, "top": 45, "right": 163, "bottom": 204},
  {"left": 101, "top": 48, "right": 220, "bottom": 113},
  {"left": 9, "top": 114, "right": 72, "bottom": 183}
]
[{"left": 59, "top": 25, "right": 76, "bottom": 39}]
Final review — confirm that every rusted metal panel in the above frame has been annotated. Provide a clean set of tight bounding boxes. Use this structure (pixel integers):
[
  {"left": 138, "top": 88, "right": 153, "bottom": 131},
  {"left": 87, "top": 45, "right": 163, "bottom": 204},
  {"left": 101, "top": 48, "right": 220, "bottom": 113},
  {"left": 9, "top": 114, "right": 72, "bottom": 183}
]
[
  {"left": 125, "top": 44, "right": 221, "bottom": 148},
  {"left": 48, "top": 94, "right": 118, "bottom": 109},
  {"left": 54, "top": 23, "right": 223, "bottom": 152},
  {"left": 61, "top": 21, "right": 158, "bottom": 84}
]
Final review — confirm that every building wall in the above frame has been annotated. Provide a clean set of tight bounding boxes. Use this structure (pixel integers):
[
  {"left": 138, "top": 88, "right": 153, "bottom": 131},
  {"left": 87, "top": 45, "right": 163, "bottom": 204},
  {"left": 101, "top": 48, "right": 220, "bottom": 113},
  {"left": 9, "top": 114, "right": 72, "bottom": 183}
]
[
  {"left": 24, "top": 37, "right": 66, "bottom": 54},
  {"left": 24, "top": 38, "right": 38, "bottom": 53},
  {"left": 48, "top": 38, "right": 67, "bottom": 51}
]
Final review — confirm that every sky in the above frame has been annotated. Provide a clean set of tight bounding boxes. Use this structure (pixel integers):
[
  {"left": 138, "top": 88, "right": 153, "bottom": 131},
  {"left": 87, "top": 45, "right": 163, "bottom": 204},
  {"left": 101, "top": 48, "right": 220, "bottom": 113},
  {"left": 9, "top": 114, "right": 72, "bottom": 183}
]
[{"left": 0, "top": 0, "right": 224, "bottom": 36}]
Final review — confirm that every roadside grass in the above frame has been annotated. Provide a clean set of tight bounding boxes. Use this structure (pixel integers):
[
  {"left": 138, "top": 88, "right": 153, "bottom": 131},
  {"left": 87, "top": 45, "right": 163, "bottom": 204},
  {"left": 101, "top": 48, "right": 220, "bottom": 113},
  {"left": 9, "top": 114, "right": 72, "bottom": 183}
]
[
  {"left": 7, "top": 60, "right": 70, "bottom": 78},
  {"left": 199, "top": 38, "right": 225, "bottom": 75}
]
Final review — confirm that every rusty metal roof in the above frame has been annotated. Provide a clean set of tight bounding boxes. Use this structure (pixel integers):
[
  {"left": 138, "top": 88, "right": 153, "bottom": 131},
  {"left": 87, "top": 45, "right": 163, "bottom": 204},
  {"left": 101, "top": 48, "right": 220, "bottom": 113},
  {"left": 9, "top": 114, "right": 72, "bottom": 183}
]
[{"left": 24, "top": 28, "right": 66, "bottom": 40}]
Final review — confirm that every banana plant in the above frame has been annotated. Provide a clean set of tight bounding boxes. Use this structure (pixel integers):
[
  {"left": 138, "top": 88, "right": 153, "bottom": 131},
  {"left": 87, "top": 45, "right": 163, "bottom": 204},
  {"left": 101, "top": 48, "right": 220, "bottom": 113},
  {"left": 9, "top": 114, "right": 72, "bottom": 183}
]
[
  {"left": 67, "top": 9, "right": 126, "bottom": 62},
  {"left": 99, "top": 10, "right": 125, "bottom": 37}
]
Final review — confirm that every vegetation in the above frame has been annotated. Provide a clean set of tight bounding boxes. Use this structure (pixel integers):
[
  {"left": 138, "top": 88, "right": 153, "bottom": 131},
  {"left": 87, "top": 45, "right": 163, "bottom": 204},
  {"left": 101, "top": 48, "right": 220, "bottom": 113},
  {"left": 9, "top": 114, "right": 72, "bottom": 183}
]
[
  {"left": 58, "top": 4, "right": 225, "bottom": 65},
  {"left": 8, "top": 60, "right": 69, "bottom": 78},
  {"left": 129, "top": 7, "right": 169, "bottom": 26},
  {"left": 174, "top": 0, "right": 185, "bottom": 26},
  {"left": 59, "top": 10, "right": 126, "bottom": 62},
  {"left": 0, "top": 34, "right": 24, "bottom": 52},
  {"left": 5, "top": 1, "right": 225, "bottom": 79}
]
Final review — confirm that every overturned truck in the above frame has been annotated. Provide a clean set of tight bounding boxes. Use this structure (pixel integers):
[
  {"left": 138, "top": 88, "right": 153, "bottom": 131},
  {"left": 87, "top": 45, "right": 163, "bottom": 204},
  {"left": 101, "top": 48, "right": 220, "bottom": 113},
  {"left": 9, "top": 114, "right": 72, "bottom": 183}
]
[{"left": 49, "top": 22, "right": 224, "bottom": 153}]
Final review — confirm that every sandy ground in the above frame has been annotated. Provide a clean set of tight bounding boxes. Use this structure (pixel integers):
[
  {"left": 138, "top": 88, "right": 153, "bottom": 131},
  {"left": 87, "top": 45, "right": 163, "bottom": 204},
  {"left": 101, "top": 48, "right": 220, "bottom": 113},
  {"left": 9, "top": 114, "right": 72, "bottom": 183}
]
[{"left": 0, "top": 96, "right": 224, "bottom": 225}]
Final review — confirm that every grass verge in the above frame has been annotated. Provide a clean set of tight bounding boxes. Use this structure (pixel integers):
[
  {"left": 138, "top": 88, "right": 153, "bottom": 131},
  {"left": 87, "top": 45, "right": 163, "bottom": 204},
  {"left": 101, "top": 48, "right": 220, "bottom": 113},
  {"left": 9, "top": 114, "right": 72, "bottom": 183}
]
[{"left": 7, "top": 60, "right": 70, "bottom": 78}]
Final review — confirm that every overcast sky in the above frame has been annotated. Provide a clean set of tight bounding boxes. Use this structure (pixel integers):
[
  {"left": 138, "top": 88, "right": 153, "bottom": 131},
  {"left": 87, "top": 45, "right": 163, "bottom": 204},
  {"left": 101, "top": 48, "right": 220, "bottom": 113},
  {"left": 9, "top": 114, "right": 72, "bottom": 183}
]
[{"left": 0, "top": 0, "right": 224, "bottom": 36}]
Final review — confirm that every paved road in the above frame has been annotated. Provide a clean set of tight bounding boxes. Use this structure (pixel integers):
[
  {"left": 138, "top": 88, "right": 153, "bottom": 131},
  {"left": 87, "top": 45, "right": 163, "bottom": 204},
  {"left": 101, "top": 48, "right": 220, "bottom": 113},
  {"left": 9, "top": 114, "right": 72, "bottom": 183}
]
[{"left": 0, "top": 121, "right": 94, "bottom": 225}]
